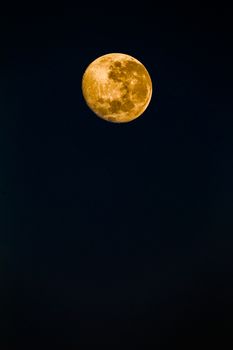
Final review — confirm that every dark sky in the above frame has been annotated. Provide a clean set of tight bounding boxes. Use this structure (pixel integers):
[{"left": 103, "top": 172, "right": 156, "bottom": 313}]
[{"left": 1, "top": 2, "right": 233, "bottom": 348}]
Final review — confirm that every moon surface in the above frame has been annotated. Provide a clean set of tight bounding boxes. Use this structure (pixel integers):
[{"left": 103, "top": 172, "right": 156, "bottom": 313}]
[{"left": 82, "top": 53, "right": 153, "bottom": 123}]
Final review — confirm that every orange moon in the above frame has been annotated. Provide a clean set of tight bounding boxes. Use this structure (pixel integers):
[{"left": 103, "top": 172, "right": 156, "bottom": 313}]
[{"left": 81, "top": 53, "right": 153, "bottom": 123}]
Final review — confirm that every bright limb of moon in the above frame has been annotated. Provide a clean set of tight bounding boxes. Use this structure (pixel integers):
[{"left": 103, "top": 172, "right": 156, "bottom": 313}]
[{"left": 82, "top": 53, "right": 153, "bottom": 123}]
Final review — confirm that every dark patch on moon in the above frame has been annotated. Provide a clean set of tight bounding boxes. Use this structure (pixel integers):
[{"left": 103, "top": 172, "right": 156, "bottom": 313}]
[
  {"left": 132, "top": 82, "right": 148, "bottom": 101},
  {"left": 107, "top": 116, "right": 116, "bottom": 122},
  {"left": 108, "top": 61, "right": 128, "bottom": 82},
  {"left": 124, "top": 60, "right": 146, "bottom": 77},
  {"left": 97, "top": 97, "right": 105, "bottom": 104},
  {"left": 114, "top": 61, "right": 122, "bottom": 68},
  {"left": 109, "top": 100, "right": 122, "bottom": 113},
  {"left": 121, "top": 100, "right": 135, "bottom": 111},
  {"left": 96, "top": 106, "right": 108, "bottom": 116}
]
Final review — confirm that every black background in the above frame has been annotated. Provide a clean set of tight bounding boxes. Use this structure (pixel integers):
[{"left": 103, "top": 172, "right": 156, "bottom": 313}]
[{"left": 1, "top": 2, "right": 233, "bottom": 348}]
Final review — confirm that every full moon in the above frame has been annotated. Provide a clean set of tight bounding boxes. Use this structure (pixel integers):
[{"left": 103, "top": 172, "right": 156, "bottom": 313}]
[{"left": 82, "top": 53, "right": 153, "bottom": 123}]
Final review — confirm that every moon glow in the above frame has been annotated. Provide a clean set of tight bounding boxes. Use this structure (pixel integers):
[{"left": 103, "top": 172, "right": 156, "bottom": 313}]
[{"left": 82, "top": 53, "right": 153, "bottom": 123}]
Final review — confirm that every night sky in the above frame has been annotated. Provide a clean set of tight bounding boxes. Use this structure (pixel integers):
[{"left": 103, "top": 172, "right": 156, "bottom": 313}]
[{"left": 1, "top": 2, "right": 233, "bottom": 348}]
